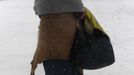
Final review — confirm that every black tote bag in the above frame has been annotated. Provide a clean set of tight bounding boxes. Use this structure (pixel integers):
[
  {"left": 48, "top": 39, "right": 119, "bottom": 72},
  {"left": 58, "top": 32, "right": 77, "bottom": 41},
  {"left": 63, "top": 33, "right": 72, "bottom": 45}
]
[{"left": 71, "top": 8, "right": 115, "bottom": 70}]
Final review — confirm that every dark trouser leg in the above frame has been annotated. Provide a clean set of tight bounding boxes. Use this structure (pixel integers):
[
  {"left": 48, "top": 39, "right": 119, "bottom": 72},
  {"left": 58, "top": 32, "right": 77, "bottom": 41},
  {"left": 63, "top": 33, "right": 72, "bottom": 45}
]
[
  {"left": 43, "top": 59, "right": 83, "bottom": 75},
  {"left": 43, "top": 59, "right": 73, "bottom": 75}
]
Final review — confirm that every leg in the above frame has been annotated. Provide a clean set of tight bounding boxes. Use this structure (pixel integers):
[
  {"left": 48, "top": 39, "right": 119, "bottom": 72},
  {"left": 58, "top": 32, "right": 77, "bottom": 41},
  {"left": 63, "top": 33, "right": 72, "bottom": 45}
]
[{"left": 43, "top": 59, "right": 73, "bottom": 75}]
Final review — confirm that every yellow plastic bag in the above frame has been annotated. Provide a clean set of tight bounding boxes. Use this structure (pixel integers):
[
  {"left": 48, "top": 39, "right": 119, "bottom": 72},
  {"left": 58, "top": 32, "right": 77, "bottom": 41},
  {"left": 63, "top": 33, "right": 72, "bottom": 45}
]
[{"left": 84, "top": 7, "right": 105, "bottom": 33}]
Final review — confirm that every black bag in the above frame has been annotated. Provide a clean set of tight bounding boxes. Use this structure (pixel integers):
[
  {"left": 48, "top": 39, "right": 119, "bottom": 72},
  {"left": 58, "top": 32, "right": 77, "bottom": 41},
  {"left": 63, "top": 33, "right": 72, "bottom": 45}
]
[{"left": 71, "top": 17, "right": 115, "bottom": 70}]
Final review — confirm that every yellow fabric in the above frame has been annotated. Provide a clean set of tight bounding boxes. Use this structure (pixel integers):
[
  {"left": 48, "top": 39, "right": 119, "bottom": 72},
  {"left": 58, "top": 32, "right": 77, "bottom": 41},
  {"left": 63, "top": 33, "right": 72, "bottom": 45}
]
[{"left": 84, "top": 7, "right": 105, "bottom": 33}]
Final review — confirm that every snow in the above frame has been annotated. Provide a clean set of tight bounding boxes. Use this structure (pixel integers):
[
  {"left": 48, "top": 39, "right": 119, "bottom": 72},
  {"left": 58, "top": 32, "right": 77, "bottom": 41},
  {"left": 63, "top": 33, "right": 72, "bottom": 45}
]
[{"left": 0, "top": 0, "right": 134, "bottom": 75}]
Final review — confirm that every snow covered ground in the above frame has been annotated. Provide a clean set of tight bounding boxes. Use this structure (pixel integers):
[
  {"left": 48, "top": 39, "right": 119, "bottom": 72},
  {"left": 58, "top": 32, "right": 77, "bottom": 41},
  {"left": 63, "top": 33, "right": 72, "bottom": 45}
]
[{"left": 0, "top": 0, "right": 134, "bottom": 75}]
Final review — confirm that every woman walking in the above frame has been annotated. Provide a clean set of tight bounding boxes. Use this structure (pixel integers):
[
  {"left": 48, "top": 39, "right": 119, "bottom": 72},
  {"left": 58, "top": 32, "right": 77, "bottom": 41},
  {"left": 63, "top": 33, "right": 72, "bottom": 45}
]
[{"left": 30, "top": 0, "right": 85, "bottom": 75}]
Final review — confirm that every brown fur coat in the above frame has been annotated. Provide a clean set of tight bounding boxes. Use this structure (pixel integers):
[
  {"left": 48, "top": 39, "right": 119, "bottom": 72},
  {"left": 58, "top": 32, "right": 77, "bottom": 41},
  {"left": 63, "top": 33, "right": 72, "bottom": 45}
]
[{"left": 30, "top": 13, "right": 78, "bottom": 75}]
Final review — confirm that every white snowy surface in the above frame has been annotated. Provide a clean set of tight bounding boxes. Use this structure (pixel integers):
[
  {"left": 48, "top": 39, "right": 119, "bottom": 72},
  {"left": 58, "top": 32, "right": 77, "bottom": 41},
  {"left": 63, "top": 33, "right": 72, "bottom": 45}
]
[{"left": 0, "top": 0, "right": 134, "bottom": 75}]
